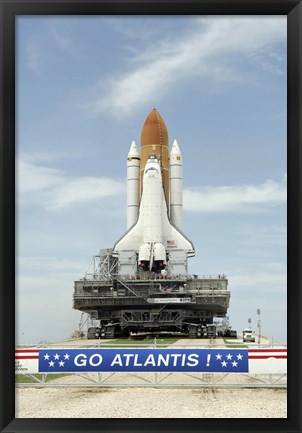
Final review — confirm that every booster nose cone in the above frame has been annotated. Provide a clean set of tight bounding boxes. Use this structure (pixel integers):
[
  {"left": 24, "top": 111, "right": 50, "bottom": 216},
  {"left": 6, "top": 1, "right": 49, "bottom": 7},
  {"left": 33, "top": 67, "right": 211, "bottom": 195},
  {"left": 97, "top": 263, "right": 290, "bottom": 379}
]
[
  {"left": 128, "top": 140, "right": 140, "bottom": 159},
  {"left": 170, "top": 139, "right": 181, "bottom": 156},
  {"left": 140, "top": 108, "right": 169, "bottom": 207}
]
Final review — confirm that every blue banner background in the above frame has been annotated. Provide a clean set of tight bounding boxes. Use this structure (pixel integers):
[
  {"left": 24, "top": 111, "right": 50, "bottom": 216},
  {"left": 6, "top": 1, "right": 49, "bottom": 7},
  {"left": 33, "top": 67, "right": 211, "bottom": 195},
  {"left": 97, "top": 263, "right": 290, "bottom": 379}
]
[{"left": 39, "top": 348, "right": 248, "bottom": 373}]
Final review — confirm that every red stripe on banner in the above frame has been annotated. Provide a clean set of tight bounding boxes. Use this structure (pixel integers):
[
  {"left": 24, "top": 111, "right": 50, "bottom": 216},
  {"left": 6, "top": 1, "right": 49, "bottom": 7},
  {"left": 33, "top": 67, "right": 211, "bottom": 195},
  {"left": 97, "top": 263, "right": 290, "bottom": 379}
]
[
  {"left": 15, "top": 349, "right": 39, "bottom": 353},
  {"left": 248, "top": 349, "right": 286, "bottom": 353},
  {"left": 249, "top": 355, "right": 287, "bottom": 359},
  {"left": 15, "top": 356, "right": 39, "bottom": 359},
  {"left": 248, "top": 349, "right": 287, "bottom": 359}
]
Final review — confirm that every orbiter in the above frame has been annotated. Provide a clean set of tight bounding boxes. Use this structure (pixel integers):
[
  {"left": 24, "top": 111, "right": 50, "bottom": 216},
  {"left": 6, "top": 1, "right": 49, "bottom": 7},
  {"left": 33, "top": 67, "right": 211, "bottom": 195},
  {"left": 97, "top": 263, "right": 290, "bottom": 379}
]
[{"left": 113, "top": 108, "right": 195, "bottom": 273}]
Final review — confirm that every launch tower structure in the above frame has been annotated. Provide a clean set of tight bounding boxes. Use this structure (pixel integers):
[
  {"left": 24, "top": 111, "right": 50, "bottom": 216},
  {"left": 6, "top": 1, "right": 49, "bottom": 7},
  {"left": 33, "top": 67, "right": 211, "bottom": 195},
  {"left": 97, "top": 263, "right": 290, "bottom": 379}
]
[{"left": 73, "top": 109, "right": 230, "bottom": 339}]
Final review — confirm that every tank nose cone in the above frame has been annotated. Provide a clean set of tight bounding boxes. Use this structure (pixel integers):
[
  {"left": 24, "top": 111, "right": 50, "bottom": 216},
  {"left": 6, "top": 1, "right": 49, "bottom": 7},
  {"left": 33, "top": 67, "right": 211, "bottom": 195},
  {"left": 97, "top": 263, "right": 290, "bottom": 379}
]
[{"left": 140, "top": 108, "right": 168, "bottom": 147}]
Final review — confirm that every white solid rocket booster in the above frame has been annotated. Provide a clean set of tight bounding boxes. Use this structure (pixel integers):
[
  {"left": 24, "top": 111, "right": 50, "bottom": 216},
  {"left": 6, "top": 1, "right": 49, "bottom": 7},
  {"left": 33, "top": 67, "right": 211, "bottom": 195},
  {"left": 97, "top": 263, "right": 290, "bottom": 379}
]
[
  {"left": 127, "top": 140, "right": 140, "bottom": 229},
  {"left": 169, "top": 139, "right": 183, "bottom": 230}
]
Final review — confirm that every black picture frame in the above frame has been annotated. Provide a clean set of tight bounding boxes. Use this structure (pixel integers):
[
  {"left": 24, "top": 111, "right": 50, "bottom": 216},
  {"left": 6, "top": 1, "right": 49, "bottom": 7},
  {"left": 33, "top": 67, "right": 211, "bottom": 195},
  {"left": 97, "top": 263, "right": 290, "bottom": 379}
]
[{"left": 1, "top": 1, "right": 301, "bottom": 432}]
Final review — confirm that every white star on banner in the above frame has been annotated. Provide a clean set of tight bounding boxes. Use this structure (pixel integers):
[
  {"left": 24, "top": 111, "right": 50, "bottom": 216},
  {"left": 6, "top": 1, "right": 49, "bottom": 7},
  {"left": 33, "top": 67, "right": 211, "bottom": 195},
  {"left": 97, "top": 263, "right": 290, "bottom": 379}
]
[
  {"left": 59, "top": 361, "right": 65, "bottom": 367},
  {"left": 54, "top": 353, "right": 60, "bottom": 360},
  {"left": 232, "top": 361, "right": 238, "bottom": 367},
  {"left": 49, "top": 361, "right": 55, "bottom": 367},
  {"left": 226, "top": 353, "right": 233, "bottom": 360},
  {"left": 237, "top": 354, "right": 243, "bottom": 360},
  {"left": 44, "top": 354, "right": 50, "bottom": 360},
  {"left": 64, "top": 353, "right": 70, "bottom": 360},
  {"left": 221, "top": 360, "right": 228, "bottom": 367},
  {"left": 216, "top": 353, "right": 222, "bottom": 360}
]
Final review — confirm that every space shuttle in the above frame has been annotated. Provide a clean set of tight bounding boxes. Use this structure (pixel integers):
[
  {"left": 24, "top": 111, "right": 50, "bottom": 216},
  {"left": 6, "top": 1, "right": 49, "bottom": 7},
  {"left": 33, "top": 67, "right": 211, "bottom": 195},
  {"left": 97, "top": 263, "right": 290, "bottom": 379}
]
[{"left": 113, "top": 108, "right": 194, "bottom": 273}]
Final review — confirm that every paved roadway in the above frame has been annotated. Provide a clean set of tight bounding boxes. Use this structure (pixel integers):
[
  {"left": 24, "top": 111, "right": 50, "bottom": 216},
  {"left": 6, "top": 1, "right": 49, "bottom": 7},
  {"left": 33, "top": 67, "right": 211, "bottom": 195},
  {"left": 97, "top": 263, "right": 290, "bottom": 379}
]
[{"left": 19, "top": 334, "right": 286, "bottom": 349}]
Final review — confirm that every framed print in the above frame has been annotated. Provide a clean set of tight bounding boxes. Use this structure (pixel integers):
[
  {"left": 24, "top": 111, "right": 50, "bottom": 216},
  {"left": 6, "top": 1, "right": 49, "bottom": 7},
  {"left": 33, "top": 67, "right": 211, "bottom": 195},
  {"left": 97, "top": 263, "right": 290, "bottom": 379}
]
[{"left": 1, "top": 0, "right": 301, "bottom": 432}]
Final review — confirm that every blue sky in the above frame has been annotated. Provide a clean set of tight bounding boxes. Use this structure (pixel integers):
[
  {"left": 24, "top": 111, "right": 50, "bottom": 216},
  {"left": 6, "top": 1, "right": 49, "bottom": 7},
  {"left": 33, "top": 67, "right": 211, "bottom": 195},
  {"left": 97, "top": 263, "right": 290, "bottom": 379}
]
[{"left": 16, "top": 15, "right": 287, "bottom": 344}]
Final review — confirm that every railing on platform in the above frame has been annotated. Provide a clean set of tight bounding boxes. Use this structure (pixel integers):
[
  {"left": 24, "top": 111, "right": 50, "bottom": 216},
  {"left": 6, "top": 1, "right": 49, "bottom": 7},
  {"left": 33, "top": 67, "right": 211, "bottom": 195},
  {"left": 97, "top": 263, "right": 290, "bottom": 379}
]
[{"left": 15, "top": 341, "right": 287, "bottom": 389}]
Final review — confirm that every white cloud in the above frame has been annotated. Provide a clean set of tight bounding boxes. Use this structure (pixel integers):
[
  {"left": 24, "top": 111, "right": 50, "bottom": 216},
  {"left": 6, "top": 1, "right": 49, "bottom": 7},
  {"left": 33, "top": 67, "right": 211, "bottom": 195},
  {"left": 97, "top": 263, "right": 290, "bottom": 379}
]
[
  {"left": 17, "top": 157, "right": 286, "bottom": 214},
  {"left": 18, "top": 256, "right": 83, "bottom": 273},
  {"left": 51, "top": 177, "right": 125, "bottom": 209},
  {"left": 231, "top": 271, "right": 287, "bottom": 292},
  {"left": 17, "top": 157, "right": 125, "bottom": 211},
  {"left": 26, "top": 39, "right": 43, "bottom": 72},
  {"left": 16, "top": 272, "right": 80, "bottom": 343},
  {"left": 48, "top": 22, "right": 71, "bottom": 50},
  {"left": 235, "top": 224, "right": 286, "bottom": 250},
  {"left": 17, "top": 159, "right": 64, "bottom": 192},
  {"left": 25, "top": 19, "right": 77, "bottom": 73},
  {"left": 247, "top": 45, "right": 286, "bottom": 76},
  {"left": 90, "top": 17, "right": 286, "bottom": 117},
  {"left": 184, "top": 175, "right": 287, "bottom": 213}
]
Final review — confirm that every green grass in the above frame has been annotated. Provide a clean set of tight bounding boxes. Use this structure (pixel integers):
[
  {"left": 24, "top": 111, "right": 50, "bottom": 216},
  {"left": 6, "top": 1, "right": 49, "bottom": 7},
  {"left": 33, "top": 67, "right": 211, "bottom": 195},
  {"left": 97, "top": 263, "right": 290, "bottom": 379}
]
[
  {"left": 98, "top": 337, "right": 181, "bottom": 347},
  {"left": 224, "top": 344, "right": 248, "bottom": 348},
  {"left": 15, "top": 373, "right": 70, "bottom": 383},
  {"left": 222, "top": 338, "right": 248, "bottom": 348}
]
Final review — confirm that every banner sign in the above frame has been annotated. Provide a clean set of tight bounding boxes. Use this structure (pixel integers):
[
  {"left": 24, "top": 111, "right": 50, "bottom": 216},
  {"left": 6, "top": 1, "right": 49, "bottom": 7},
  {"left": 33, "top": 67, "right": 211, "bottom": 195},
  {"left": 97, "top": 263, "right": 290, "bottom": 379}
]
[
  {"left": 15, "top": 347, "right": 287, "bottom": 374},
  {"left": 38, "top": 348, "right": 249, "bottom": 373},
  {"left": 147, "top": 298, "right": 192, "bottom": 304},
  {"left": 248, "top": 348, "right": 287, "bottom": 374},
  {"left": 15, "top": 349, "right": 39, "bottom": 374}
]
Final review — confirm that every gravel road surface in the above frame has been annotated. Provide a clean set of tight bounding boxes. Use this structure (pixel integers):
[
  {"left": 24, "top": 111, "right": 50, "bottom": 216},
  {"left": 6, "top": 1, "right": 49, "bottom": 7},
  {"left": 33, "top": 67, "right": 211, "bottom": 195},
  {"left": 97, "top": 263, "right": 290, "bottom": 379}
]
[{"left": 15, "top": 386, "right": 286, "bottom": 418}]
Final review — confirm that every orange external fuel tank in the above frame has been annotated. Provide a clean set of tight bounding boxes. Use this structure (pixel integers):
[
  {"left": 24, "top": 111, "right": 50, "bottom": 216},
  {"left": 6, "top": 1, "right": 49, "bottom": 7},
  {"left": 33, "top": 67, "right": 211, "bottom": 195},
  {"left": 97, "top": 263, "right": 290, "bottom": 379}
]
[{"left": 140, "top": 108, "right": 169, "bottom": 208}]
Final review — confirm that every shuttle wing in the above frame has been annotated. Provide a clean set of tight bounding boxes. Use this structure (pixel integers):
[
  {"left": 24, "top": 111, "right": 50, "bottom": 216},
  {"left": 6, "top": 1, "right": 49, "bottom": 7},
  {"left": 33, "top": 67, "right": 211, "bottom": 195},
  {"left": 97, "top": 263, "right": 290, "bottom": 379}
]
[
  {"left": 112, "top": 214, "right": 144, "bottom": 254},
  {"left": 113, "top": 188, "right": 194, "bottom": 257}
]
